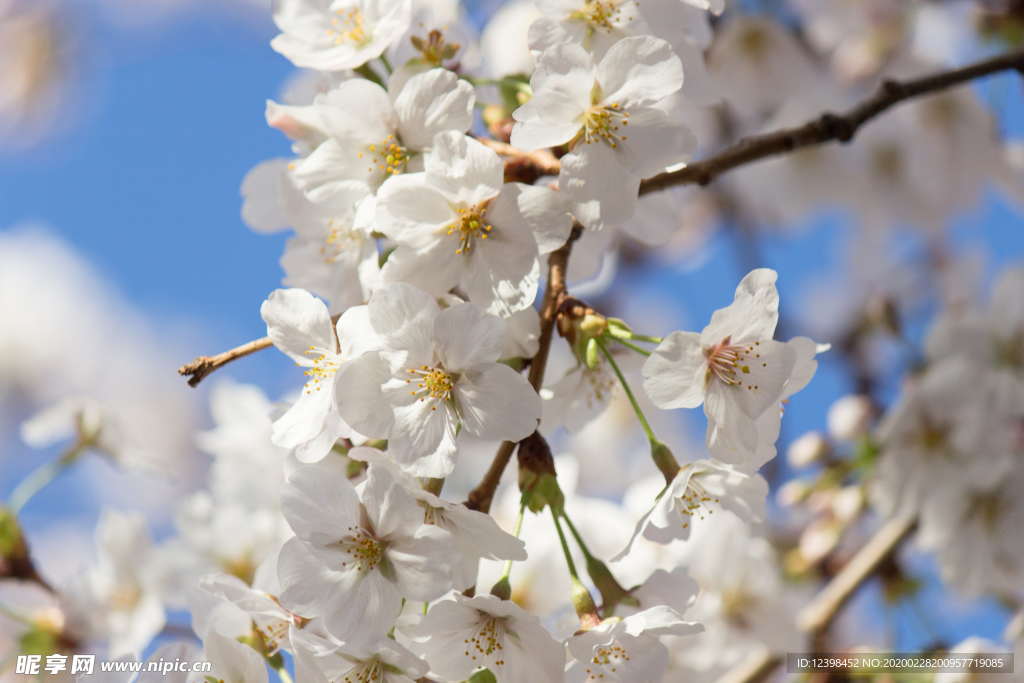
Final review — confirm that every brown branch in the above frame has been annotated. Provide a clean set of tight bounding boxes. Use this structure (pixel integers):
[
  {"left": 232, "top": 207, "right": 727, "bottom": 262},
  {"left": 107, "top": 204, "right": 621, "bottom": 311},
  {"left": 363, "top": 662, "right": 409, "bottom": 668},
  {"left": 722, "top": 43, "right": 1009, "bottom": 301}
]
[
  {"left": 642, "top": 49, "right": 1024, "bottom": 195},
  {"left": 719, "top": 515, "right": 917, "bottom": 683},
  {"left": 475, "top": 137, "right": 562, "bottom": 183},
  {"left": 464, "top": 224, "right": 581, "bottom": 514},
  {"left": 178, "top": 336, "right": 272, "bottom": 387},
  {"left": 179, "top": 50, "right": 1024, "bottom": 389}
]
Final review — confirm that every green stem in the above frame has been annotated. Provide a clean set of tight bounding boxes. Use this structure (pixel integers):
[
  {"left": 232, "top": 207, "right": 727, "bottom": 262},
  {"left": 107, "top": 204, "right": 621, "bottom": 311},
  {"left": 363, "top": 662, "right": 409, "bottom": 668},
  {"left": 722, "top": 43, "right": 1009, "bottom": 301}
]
[
  {"left": 560, "top": 512, "right": 596, "bottom": 564},
  {"left": 629, "top": 334, "right": 663, "bottom": 344},
  {"left": 9, "top": 445, "right": 83, "bottom": 513},
  {"left": 597, "top": 339, "right": 657, "bottom": 444},
  {"left": 379, "top": 53, "right": 393, "bottom": 75},
  {"left": 354, "top": 63, "right": 385, "bottom": 87},
  {"left": 274, "top": 666, "right": 294, "bottom": 683},
  {"left": 613, "top": 337, "right": 651, "bottom": 357},
  {"left": 550, "top": 507, "right": 579, "bottom": 581}
]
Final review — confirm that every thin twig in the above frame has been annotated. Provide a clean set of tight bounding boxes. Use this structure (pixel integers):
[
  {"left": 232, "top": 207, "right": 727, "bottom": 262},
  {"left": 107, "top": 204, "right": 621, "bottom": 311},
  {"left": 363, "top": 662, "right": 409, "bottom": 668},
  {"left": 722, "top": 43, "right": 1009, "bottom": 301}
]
[
  {"left": 464, "top": 224, "right": 581, "bottom": 514},
  {"left": 717, "top": 515, "right": 917, "bottom": 683},
  {"left": 641, "top": 49, "right": 1024, "bottom": 194},
  {"left": 178, "top": 336, "right": 272, "bottom": 387}
]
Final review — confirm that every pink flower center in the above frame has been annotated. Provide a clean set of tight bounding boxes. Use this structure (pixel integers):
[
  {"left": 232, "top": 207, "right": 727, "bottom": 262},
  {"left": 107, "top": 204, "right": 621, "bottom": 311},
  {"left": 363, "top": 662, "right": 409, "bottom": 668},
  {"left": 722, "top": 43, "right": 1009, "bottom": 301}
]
[{"left": 704, "top": 336, "right": 762, "bottom": 389}]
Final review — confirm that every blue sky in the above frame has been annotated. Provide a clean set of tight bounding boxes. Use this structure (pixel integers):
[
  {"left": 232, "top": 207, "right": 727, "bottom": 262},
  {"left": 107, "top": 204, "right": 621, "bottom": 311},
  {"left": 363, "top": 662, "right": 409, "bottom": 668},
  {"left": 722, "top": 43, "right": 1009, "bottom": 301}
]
[{"left": 2, "top": 0, "right": 1022, "bottom": 655}]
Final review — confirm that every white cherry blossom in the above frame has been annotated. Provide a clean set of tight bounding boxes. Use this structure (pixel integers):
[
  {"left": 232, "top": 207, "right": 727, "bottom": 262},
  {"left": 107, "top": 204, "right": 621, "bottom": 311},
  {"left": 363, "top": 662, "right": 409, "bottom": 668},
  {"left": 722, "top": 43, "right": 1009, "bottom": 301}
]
[
  {"left": 272, "top": 0, "right": 413, "bottom": 72},
  {"left": 565, "top": 606, "right": 702, "bottom": 683},
  {"left": 511, "top": 35, "right": 694, "bottom": 230},
  {"left": 375, "top": 131, "right": 570, "bottom": 316},
  {"left": 403, "top": 593, "right": 564, "bottom": 683},
  {"left": 348, "top": 446, "right": 527, "bottom": 589},
  {"left": 335, "top": 283, "right": 541, "bottom": 477},
  {"left": 642, "top": 268, "right": 812, "bottom": 458},
  {"left": 269, "top": 68, "right": 474, "bottom": 199},
  {"left": 277, "top": 457, "right": 454, "bottom": 646},
  {"left": 615, "top": 459, "right": 768, "bottom": 558},
  {"left": 260, "top": 288, "right": 380, "bottom": 462}
]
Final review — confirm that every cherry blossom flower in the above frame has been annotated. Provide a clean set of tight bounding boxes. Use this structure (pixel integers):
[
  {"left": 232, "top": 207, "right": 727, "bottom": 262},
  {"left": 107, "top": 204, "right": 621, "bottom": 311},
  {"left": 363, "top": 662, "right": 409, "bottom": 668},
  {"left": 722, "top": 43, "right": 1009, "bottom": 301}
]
[
  {"left": 511, "top": 35, "right": 694, "bottom": 230},
  {"left": 268, "top": 68, "right": 474, "bottom": 199},
  {"left": 293, "top": 630, "right": 427, "bottom": 683},
  {"left": 642, "top": 268, "right": 815, "bottom": 459},
  {"left": 64, "top": 510, "right": 165, "bottom": 658},
  {"left": 565, "top": 606, "right": 702, "bottom": 683},
  {"left": 403, "top": 593, "right": 564, "bottom": 683},
  {"left": 260, "top": 288, "right": 380, "bottom": 462},
  {"left": 348, "top": 446, "right": 527, "bottom": 589},
  {"left": 375, "top": 131, "right": 571, "bottom": 316},
  {"left": 277, "top": 457, "right": 454, "bottom": 646},
  {"left": 615, "top": 459, "right": 767, "bottom": 558},
  {"left": 272, "top": 0, "right": 412, "bottom": 72},
  {"left": 335, "top": 283, "right": 541, "bottom": 477}
]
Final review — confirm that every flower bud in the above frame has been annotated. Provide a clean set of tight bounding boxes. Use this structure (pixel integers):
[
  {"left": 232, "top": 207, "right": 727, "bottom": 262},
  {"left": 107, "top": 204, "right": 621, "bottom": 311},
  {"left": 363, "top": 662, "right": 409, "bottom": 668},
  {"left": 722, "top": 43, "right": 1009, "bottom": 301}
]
[
  {"left": 787, "top": 431, "right": 829, "bottom": 468},
  {"left": 827, "top": 394, "right": 874, "bottom": 442},
  {"left": 777, "top": 479, "right": 809, "bottom": 507}
]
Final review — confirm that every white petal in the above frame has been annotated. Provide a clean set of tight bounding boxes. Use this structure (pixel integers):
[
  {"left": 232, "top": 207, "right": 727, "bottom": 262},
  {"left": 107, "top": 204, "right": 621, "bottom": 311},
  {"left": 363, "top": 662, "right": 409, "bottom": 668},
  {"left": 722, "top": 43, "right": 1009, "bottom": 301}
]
[
  {"left": 597, "top": 36, "right": 683, "bottom": 108},
  {"left": 455, "top": 363, "right": 540, "bottom": 441},
  {"left": 435, "top": 303, "right": 506, "bottom": 370},
  {"left": 393, "top": 68, "right": 475, "bottom": 150},
  {"left": 261, "top": 288, "right": 335, "bottom": 364},
  {"left": 642, "top": 331, "right": 706, "bottom": 409}
]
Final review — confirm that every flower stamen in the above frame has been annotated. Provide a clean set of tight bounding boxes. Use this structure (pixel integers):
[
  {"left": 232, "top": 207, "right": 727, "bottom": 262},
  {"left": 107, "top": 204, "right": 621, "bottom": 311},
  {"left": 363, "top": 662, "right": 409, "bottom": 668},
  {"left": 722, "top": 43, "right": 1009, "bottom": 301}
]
[
  {"left": 446, "top": 204, "right": 493, "bottom": 255},
  {"left": 406, "top": 365, "right": 454, "bottom": 410}
]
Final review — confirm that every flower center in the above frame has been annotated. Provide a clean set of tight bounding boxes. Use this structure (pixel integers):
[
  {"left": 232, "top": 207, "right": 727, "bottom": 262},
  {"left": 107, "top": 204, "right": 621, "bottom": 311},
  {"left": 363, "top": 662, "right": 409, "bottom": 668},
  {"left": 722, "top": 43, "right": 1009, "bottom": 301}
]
[
  {"left": 255, "top": 618, "right": 290, "bottom": 655},
  {"left": 322, "top": 220, "right": 364, "bottom": 263},
  {"left": 447, "top": 204, "right": 493, "bottom": 255},
  {"left": 327, "top": 7, "right": 370, "bottom": 46},
  {"left": 585, "top": 641, "right": 631, "bottom": 680},
  {"left": 464, "top": 617, "right": 506, "bottom": 668},
  {"left": 303, "top": 346, "right": 340, "bottom": 393},
  {"left": 338, "top": 526, "right": 383, "bottom": 574},
  {"left": 570, "top": 0, "right": 628, "bottom": 32},
  {"left": 359, "top": 134, "right": 408, "bottom": 176},
  {"left": 342, "top": 659, "right": 385, "bottom": 683},
  {"left": 578, "top": 102, "right": 629, "bottom": 148},
  {"left": 704, "top": 336, "right": 763, "bottom": 391},
  {"left": 676, "top": 476, "right": 721, "bottom": 529},
  {"left": 406, "top": 365, "right": 454, "bottom": 409}
]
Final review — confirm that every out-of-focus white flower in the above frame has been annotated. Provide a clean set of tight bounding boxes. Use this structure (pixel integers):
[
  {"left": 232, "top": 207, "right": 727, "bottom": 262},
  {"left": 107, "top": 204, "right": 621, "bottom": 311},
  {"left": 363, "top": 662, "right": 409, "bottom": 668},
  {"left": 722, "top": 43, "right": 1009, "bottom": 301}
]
[
  {"left": 826, "top": 394, "right": 874, "bottom": 442},
  {"left": 64, "top": 511, "right": 165, "bottom": 658},
  {"left": 787, "top": 431, "right": 829, "bottom": 468}
]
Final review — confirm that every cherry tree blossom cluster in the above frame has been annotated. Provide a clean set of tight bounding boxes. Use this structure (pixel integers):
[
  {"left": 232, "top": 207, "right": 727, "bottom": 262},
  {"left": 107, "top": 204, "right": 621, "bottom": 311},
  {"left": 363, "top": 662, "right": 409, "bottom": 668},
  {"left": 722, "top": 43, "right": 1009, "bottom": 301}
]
[{"left": 3, "top": 0, "right": 1024, "bottom": 681}]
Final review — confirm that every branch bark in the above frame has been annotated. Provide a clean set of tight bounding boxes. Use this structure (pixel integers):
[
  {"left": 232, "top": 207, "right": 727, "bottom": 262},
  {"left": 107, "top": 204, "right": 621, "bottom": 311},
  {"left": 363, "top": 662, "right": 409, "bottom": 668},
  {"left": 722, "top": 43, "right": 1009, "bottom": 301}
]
[
  {"left": 718, "top": 515, "right": 917, "bottom": 683},
  {"left": 641, "top": 49, "right": 1024, "bottom": 194},
  {"left": 464, "top": 224, "right": 581, "bottom": 514},
  {"left": 177, "top": 51, "right": 1023, "bottom": 389},
  {"left": 178, "top": 336, "right": 272, "bottom": 387}
]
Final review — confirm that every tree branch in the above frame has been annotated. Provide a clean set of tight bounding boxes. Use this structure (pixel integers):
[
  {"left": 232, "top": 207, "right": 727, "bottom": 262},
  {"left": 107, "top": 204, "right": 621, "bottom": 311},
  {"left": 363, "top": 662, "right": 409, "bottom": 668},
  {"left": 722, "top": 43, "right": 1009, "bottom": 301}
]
[
  {"left": 178, "top": 336, "right": 272, "bottom": 387},
  {"left": 640, "top": 49, "right": 1024, "bottom": 194},
  {"left": 720, "top": 515, "right": 917, "bottom": 683},
  {"left": 464, "top": 224, "right": 581, "bottom": 514},
  {"left": 178, "top": 51, "right": 1023, "bottom": 389}
]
